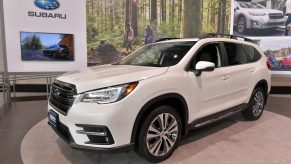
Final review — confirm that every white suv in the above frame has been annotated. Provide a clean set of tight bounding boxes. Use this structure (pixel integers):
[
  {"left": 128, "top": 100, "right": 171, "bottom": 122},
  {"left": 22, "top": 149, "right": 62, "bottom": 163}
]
[{"left": 48, "top": 34, "right": 271, "bottom": 162}]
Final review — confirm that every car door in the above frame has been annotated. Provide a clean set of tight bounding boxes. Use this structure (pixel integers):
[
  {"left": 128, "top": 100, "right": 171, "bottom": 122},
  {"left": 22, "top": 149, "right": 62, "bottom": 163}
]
[
  {"left": 223, "top": 42, "right": 255, "bottom": 108},
  {"left": 187, "top": 43, "right": 230, "bottom": 121}
]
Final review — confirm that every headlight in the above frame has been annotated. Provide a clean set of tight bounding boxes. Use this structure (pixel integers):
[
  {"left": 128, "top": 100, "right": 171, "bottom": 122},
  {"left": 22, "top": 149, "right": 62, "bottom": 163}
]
[
  {"left": 249, "top": 12, "right": 266, "bottom": 16},
  {"left": 81, "top": 82, "right": 138, "bottom": 104}
]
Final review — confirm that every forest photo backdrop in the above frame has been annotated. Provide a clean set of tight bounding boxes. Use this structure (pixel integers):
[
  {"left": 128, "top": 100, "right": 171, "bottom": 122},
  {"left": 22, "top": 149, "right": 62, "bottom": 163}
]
[{"left": 86, "top": 0, "right": 232, "bottom": 65}]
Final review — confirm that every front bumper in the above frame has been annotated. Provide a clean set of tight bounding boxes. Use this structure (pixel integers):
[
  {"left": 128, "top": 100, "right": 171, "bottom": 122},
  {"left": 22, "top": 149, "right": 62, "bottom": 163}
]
[
  {"left": 47, "top": 94, "right": 140, "bottom": 152},
  {"left": 247, "top": 16, "right": 287, "bottom": 29},
  {"left": 48, "top": 121, "right": 134, "bottom": 153},
  {"left": 58, "top": 52, "right": 70, "bottom": 57}
]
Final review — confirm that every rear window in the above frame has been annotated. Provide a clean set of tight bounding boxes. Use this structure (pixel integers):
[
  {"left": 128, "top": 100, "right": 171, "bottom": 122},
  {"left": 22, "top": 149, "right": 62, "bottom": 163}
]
[
  {"left": 224, "top": 43, "right": 248, "bottom": 66},
  {"left": 242, "top": 45, "right": 261, "bottom": 62},
  {"left": 224, "top": 43, "right": 261, "bottom": 66}
]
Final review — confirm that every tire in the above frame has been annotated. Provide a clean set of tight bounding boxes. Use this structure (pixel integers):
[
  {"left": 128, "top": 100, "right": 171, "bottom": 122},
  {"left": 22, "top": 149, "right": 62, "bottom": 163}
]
[
  {"left": 137, "top": 105, "right": 182, "bottom": 163},
  {"left": 280, "top": 62, "right": 287, "bottom": 69},
  {"left": 237, "top": 16, "right": 247, "bottom": 34},
  {"left": 242, "top": 87, "right": 266, "bottom": 121}
]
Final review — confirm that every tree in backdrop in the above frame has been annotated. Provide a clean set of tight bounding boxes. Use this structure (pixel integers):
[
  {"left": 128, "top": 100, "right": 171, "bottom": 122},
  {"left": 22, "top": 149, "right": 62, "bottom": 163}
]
[
  {"left": 21, "top": 35, "right": 42, "bottom": 50},
  {"left": 183, "top": 0, "right": 201, "bottom": 37},
  {"left": 86, "top": 0, "right": 232, "bottom": 63}
]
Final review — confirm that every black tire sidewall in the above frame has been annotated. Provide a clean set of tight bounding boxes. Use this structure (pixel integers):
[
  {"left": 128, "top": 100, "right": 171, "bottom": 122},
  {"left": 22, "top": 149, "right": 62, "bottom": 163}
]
[
  {"left": 137, "top": 105, "right": 182, "bottom": 163},
  {"left": 237, "top": 16, "right": 246, "bottom": 34},
  {"left": 243, "top": 87, "right": 266, "bottom": 120},
  {"left": 280, "top": 62, "right": 284, "bottom": 68}
]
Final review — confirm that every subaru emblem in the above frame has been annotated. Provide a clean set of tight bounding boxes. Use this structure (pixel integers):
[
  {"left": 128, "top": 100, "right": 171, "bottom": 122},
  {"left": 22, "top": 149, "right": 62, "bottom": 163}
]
[
  {"left": 35, "top": 0, "right": 60, "bottom": 10},
  {"left": 52, "top": 88, "right": 60, "bottom": 96}
]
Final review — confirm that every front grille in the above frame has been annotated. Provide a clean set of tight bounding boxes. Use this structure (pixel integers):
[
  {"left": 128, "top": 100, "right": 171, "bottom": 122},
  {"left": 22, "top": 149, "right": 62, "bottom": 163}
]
[
  {"left": 49, "top": 80, "right": 77, "bottom": 115},
  {"left": 268, "top": 22, "right": 284, "bottom": 26},
  {"left": 269, "top": 13, "right": 284, "bottom": 19}
]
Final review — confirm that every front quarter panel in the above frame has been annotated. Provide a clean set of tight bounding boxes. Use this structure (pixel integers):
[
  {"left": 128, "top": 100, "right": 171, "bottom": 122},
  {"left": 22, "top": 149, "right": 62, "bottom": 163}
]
[{"left": 128, "top": 67, "right": 191, "bottom": 124}]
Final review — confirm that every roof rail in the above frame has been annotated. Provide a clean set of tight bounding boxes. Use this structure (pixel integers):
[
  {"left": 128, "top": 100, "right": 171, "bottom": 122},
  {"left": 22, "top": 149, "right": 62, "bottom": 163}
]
[
  {"left": 154, "top": 38, "right": 180, "bottom": 43},
  {"left": 199, "top": 33, "right": 256, "bottom": 43}
]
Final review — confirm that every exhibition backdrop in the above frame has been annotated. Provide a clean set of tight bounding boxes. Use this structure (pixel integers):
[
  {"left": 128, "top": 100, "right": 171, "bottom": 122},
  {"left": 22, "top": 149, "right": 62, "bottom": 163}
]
[
  {"left": 1, "top": 0, "right": 87, "bottom": 73},
  {"left": 86, "top": 0, "right": 232, "bottom": 65},
  {"left": 231, "top": 0, "right": 291, "bottom": 74},
  {"left": 86, "top": 0, "right": 291, "bottom": 76},
  {"left": 1, "top": 0, "right": 291, "bottom": 76}
]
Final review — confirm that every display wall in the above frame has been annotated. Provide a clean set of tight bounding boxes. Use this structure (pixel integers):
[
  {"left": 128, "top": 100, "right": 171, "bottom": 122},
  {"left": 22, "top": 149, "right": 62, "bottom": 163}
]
[
  {"left": 86, "top": 0, "right": 232, "bottom": 65},
  {"left": 1, "top": 0, "right": 87, "bottom": 73},
  {"left": 231, "top": 0, "right": 291, "bottom": 75},
  {"left": 0, "top": 0, "right": 290, "bottom": 86},
  {"left": 0, "top": 19, "right": 3, "bottom": 72},
  {"left": 85, "top": 0, "right": 291, "bottom": 86}
]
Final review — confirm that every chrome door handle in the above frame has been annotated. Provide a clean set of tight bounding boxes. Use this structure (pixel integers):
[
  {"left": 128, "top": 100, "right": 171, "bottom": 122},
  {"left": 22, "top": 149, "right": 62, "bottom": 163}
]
[
  {"left": 222, "top": 75, "right": 229, "bottom": 80},
  {"left": 249, "top": 68, "right": 255, "bottom": 72}
]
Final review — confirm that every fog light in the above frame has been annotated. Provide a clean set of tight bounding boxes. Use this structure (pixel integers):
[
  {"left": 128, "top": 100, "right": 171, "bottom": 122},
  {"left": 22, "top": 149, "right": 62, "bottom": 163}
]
[
  {"left": 251, "top": 20, "right": 258, "bottom": 26},
  {"left": 76, "top": 124, "right": 115, "bottom": 145}
]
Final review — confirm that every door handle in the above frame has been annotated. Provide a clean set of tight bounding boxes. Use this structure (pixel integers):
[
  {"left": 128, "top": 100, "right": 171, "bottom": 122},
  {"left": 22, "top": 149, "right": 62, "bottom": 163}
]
[
  {"left": 249, "top": 68, "right": 255, "bottom": 72},
  {"left": 222, "top": 75, "right": 229, "bottom": 80}
]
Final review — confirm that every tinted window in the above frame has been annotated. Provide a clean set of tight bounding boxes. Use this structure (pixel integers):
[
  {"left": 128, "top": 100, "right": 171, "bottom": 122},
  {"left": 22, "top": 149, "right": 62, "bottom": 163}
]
[
  {"left": 237, "top": 2, "right": 265, "bottom": 9},
  {"left": 242, "top": 45, "right": 261, "bottom": 62},
  {"left": 224, "top": 43, "right": 248, "bottom": 66},
  {"left": 190, "top": 43, "right": 221, "bottom": 69}
]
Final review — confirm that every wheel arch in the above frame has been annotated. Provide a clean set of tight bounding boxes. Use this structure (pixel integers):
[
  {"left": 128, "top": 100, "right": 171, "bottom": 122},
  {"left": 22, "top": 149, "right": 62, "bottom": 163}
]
[
  {"left": 251, "top": 79, "right": 269, "bottom": 104},
  {"left": 237, "top": 14, "right": 248, "bottom": 29},
  {"left": 130, "top": 93, "right": 189, "bottom": 144}
]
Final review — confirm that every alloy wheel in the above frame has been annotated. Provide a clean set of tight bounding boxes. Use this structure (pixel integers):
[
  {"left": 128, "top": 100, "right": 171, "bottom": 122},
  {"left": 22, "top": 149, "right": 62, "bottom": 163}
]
[
  {"left": 146, "top": 113, "right": 178, "bottom": 157},
  {"left": 238, "top": 17, "right": 245, "bottom": 33},
  {"left": 252, "top": 90, "right": 264, "bottom": 117}
]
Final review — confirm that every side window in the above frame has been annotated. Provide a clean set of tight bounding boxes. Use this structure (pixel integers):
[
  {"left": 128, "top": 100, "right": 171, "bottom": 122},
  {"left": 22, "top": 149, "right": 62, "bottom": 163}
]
[
  {"left": 190, "top": 43, "right": 221, "bottom": 69},
  {"left": 224, "top": 43, "right": 248, "bottom": 66},
  {"left": 242, "top": 45, "right": 261, "bottom": 62}
]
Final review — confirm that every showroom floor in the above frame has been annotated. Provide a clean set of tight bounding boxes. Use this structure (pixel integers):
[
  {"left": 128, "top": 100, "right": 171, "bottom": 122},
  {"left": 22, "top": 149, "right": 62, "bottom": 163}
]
[{"left": 0, "top": 95, "right": 291, "bottom": 164}]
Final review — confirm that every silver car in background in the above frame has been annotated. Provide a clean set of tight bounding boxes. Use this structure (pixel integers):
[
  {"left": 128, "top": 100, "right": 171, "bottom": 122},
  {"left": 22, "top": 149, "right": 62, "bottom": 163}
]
[{"left": 234, "top": 0, "right": 287, "bottom": 34}]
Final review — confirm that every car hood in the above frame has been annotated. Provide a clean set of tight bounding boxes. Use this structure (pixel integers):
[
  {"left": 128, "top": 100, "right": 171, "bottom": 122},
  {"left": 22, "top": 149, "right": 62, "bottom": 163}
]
[
  {"left": 56, "top": 65, "right": 168, "bottom": 93},
  {"left": 242, "top": 8, "right": 283, "bottom": 14}
]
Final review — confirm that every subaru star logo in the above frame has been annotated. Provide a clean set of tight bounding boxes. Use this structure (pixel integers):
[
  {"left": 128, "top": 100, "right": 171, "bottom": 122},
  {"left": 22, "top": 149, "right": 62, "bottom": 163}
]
[
  {"left": 52, "top": 88, "right": 60, "bottom": 96},
  {"left": 35, "top": 0, "right": 60, "bottom": 10}
]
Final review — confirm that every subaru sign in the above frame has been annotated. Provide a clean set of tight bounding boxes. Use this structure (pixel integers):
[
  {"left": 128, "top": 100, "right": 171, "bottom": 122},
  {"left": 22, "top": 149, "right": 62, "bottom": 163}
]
[{"left": 35, "top": 0, "right": 60, "bottom": 10}]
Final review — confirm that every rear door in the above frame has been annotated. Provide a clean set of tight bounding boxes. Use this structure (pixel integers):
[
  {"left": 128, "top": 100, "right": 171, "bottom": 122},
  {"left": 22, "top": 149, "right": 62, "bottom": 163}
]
[{"left": 222, "top": 42, "right": 258, "bottom": 108}]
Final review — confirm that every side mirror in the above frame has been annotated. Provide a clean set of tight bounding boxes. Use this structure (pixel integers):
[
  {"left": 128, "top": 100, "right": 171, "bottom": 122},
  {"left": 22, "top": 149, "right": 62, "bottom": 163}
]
[
  {"left": 234, "top": 6, "right": 239, "bottom": 11},
  {"left": 194, "top": 61, "right": 215, "bottom": 76}
]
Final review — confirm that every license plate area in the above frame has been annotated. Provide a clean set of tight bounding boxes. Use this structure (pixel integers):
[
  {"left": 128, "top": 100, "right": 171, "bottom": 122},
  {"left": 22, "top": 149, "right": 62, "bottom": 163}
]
[{"left": 48, "top": 110, "right": 59, "bottom": 129}]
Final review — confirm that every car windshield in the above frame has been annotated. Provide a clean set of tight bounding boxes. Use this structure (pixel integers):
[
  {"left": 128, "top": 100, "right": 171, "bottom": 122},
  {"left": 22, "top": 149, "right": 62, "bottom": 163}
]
[
  {"left": 118, "top": 41, "right": 196, "bottom": 67},
  {"left": 237, "top": 1, "right": 265, "bottom": 9}
]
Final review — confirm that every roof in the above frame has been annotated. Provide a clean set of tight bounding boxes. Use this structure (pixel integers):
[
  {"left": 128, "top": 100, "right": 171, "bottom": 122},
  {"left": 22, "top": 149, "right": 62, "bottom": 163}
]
[
  {"left": 156, "top": 38, "right": 199, "bottom": 43},
  {"left": 155, "top": 33, "right": 256, "bottom": 45}
]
